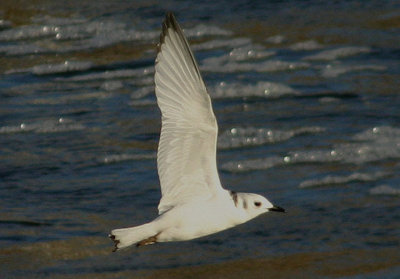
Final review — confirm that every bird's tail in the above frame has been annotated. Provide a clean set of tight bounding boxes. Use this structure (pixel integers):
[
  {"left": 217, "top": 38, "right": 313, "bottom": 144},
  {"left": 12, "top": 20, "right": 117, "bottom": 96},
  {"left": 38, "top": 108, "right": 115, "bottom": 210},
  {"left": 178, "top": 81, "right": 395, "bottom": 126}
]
[{"left": 109, "top": 223, "right": 157, "bottom": 251}]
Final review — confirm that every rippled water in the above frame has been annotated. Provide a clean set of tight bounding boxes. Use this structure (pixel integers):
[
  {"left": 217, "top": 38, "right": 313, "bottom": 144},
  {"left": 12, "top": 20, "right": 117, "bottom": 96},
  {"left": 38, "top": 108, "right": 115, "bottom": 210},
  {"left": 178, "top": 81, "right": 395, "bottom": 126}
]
[{"left": 1, "top": 1, "right": 400, "bottom": 278}]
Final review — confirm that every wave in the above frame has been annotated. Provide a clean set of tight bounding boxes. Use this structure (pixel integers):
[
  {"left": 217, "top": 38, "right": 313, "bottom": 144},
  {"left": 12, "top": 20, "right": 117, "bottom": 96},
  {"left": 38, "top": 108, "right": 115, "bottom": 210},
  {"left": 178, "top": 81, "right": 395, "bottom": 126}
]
[
  {"left": 299, "top": 171, "right": 389, "bottom": 189},
  {"left": 303, "top": 46, "right": 372, "bottom": 61},
  {"left": 101, "top": 153, "right": 156, "bottom": 164},
  {"left": 201, "top": 59, "right": 310, "bottom": 73},
  {"left": 218, "top": 126, "right": 324, "bottom": 149},
  {"left": 210, "top": 81, "right": 299, "bottom": 99},
  {"left": 321, "top": 63, "right": 386, "bottom": 78},
  {"left": 289, "top": 40, "right": 324, "bottom": 51},
  {"left": 6, "top": 61, "right": 94, "bottom": 75},
  {"left": 0, "top": 17, "right": 232, "bottom": 56},
  {"left": 57, "top": 67, "right": 154, "bottom": 82},
  {"left": 0, "top": 118, "right": 85, "bottom": 134},
  {"left": 192, "top": 38, "right": 251, "bottom": 51},
  {"left": 222, "top": 126, "right": 400, "bottom": 172},
  {"left": 30, "top": 92, "right": 112, "bottom": 105},
  {"left": 369, "top": 185, "right": 400, "bottom": 196}
]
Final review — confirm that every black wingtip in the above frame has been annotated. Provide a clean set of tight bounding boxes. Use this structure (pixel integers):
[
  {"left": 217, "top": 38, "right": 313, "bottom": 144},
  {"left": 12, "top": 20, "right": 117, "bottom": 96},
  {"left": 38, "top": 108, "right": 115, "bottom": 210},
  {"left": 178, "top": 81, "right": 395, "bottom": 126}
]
[
  {"left": 158, "top": 12, "right": 177, "bottom": 52},
  {"left": 156, "top": 11, "right": 202, "bottom": 79},
  {"left": 165, "top": 11, "right": 175, "bottom": 23},
  {"left": 157, "top": 11, "right": 184, "bottom": 57},
  {"left": 165, "top": 12, "right": 179, "bottom": 31}
]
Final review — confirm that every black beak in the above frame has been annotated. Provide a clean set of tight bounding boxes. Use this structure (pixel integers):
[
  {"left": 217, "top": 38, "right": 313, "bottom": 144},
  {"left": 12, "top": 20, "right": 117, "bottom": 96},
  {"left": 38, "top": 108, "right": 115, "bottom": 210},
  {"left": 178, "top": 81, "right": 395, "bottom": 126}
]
[{"left": 269, "top": 205, "right": 285, "bottom": 212}]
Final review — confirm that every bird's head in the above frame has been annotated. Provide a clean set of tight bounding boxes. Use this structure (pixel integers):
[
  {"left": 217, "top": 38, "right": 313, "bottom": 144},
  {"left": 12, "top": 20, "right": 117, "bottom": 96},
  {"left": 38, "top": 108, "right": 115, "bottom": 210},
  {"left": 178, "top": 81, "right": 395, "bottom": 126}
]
[{"left": 236, "top": 193, "right": 285, "bottom": 220}]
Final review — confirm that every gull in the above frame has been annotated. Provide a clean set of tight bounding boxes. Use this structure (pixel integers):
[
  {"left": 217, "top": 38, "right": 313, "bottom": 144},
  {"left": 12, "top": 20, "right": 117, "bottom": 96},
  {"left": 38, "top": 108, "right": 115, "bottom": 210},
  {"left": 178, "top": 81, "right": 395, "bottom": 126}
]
[{"left": 109, "top": 12, "right": 285, "bottom": 251}]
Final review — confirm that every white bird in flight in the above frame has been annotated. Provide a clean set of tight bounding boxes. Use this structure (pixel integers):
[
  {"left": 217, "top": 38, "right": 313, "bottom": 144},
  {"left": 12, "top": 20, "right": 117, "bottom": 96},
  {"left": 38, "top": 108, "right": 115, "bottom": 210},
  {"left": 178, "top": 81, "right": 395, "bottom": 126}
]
[{"left": 109, "top": 12, "right": 285, "bottom": 251}]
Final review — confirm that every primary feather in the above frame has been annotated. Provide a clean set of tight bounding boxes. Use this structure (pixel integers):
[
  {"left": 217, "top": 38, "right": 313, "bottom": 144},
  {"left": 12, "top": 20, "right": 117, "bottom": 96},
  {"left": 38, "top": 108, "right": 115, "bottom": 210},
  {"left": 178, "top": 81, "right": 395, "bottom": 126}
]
[{"left": 155, "top": 13, "right": 223, "bottom": 214}]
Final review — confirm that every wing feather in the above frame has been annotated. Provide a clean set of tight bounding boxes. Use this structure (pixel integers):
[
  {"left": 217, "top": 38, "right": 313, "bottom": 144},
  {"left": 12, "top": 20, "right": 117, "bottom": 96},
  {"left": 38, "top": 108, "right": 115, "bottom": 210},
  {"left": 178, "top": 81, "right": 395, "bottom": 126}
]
[{"left": 154, "top": 13, "right": 223, "bottom": 214}]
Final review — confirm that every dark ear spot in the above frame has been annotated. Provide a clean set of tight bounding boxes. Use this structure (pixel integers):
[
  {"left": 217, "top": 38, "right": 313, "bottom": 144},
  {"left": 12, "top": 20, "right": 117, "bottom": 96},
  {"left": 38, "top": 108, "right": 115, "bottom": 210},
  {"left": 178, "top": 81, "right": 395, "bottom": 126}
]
[{"left": 254, "top": 201, "right": 261, "bottom": 207}]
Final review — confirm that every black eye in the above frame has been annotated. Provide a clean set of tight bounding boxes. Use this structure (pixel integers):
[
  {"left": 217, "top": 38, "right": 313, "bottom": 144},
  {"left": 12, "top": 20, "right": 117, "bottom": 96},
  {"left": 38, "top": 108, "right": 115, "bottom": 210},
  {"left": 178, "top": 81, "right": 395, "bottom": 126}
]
[{"left": 254, "top": 201, "right": 261, "bottom": 207}]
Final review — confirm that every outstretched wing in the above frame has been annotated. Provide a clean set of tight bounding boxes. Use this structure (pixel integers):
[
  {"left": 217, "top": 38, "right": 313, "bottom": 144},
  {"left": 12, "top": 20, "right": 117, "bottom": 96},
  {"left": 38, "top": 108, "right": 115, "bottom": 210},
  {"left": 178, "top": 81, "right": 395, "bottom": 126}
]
[{"left": 155, "top": 13, "right": 223, "bottom": 214}]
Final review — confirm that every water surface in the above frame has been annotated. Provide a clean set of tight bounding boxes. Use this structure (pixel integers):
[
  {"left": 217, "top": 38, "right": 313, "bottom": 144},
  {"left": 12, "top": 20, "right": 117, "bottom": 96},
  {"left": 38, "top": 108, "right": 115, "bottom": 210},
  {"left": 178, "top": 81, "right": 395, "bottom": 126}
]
[{"left": 1, "top": 1, "right": 400, "bottom": 278}]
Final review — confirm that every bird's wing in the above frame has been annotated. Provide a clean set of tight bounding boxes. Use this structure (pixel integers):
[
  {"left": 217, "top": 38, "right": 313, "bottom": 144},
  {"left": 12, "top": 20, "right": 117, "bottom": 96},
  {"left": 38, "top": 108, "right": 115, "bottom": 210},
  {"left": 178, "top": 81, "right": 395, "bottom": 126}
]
[{"left": 155, "top": 13, "right": 223, "bottom": 214}]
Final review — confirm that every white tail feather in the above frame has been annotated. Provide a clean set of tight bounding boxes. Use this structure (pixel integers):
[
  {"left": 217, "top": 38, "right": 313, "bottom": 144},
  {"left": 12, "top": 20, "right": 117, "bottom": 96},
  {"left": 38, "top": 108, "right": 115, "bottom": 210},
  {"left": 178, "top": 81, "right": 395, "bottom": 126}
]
[{"left": 110, "top": 223, "right": 156, "bottom": 251}]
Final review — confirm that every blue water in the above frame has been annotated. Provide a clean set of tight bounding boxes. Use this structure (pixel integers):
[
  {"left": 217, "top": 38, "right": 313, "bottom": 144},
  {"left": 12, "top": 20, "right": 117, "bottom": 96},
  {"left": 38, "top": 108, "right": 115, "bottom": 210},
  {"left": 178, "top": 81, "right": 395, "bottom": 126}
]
[{"left": 1, "top": 1, "right": 400, "bottom": 278}]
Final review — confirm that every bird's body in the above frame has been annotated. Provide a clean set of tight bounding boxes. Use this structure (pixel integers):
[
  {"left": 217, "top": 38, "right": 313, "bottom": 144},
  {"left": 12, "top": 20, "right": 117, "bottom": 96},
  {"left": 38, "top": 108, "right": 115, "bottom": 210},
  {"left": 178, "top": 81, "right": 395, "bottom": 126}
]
[
  {"left": 109, "top": 13, "right": 284, "bottom": 251},
  {"left": 156, "top": 191, "right": 241, "bottom": 242}
]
